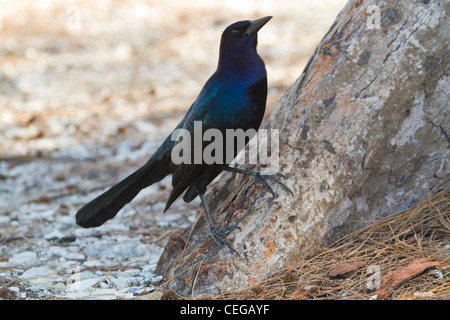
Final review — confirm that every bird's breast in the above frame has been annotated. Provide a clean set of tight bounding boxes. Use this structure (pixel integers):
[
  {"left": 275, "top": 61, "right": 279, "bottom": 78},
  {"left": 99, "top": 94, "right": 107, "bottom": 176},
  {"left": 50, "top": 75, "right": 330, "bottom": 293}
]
[{"left": 205, "top": 77, "right": 266, "bottom": 131}]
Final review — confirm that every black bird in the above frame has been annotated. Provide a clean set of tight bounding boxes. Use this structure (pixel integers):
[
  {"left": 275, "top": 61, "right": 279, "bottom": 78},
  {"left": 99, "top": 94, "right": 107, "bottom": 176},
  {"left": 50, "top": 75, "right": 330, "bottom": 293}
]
[{"left": 76, "top": 16, "right": 291, "bottom": 253}]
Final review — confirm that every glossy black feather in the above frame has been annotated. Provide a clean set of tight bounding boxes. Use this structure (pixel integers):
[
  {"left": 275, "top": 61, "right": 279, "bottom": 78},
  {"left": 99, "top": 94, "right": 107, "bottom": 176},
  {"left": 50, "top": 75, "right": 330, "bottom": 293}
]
[{"left": 76, "top": 17, "right": 271, "bottom": 228}]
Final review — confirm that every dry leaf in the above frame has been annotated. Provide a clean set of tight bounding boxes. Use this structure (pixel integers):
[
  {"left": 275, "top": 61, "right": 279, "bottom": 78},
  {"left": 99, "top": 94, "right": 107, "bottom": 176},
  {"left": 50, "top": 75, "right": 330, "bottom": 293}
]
[
  {"left": 378, "top": 258, "right": 441, "bottom": 292},
  {"left": 328, "top": 261, "right": 367, "bottom": 278}
]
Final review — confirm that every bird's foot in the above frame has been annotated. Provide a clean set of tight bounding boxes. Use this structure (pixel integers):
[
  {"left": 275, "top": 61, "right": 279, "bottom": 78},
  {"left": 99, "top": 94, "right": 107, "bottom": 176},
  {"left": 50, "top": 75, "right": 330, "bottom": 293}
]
[
  {"left": 198, "top": 193, "right": 241, "bottom": 255},
  {"left": 208, "top": 224, "right": 241, "bottom": 256}
]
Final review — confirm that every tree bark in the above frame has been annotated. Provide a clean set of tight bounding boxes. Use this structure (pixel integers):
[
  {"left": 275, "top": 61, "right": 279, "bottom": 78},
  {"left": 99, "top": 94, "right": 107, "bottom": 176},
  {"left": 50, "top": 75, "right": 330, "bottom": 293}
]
[{"left": 155, "top": 0, "right": 449, "bottom": 296}]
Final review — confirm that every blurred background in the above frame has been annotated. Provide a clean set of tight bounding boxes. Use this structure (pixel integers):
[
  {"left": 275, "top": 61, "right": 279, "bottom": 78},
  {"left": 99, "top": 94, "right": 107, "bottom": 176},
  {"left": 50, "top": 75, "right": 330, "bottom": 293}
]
[
  {"left": 0, "top": 0, "right": 347, "bottom": 157},
  {"left": 0, "top": 0, "right": 350, "bottom": 299}
]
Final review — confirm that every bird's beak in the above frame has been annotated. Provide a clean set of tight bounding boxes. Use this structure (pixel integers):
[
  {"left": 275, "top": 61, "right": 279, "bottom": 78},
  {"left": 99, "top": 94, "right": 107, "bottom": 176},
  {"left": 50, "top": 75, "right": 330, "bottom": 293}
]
[{"left": 245, "top": 16, "right": 272, "bottom": 37}]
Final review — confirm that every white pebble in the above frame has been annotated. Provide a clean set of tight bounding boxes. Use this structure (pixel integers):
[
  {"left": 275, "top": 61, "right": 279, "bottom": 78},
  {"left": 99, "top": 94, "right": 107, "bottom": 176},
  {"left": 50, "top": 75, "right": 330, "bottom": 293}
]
[
  {"left": 21, "top": 267, "right": 59, "bottom": 285},
  {"left": 9, "top": 252, "right": 40, "bottom": 266}
]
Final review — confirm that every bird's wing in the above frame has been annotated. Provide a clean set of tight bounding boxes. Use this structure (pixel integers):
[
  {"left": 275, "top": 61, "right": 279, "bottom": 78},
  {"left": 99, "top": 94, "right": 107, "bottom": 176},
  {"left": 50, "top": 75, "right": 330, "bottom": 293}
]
[{"left": 163, "top": 75, "right": 224, "bottom": 212}]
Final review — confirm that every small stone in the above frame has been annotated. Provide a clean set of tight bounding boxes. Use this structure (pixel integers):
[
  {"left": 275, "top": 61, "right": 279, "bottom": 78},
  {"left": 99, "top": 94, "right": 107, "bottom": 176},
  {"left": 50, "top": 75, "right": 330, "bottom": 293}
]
[
  {"left": 67, "top": 277, "right": 100, "bottom": 291},
  {"left": 9, "top": 252, "right": 39, "bottom": 266},
  {"left": 110, "top": 276, "right": 131, "bottom": 289},
  {"left": 21, "top": 267, "right": 58, "bottom": 285}
]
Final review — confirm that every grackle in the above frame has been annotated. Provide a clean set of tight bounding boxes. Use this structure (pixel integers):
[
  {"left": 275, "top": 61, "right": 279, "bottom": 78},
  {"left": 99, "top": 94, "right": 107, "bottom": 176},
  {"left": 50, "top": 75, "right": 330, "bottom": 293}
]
[{"left": 76, "top": 16, "right": 292, "bottom": 254}]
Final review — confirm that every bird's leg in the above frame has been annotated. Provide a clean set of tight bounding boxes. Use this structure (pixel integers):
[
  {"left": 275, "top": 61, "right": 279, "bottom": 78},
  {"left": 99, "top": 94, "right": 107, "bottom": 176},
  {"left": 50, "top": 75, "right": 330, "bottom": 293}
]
[
  {"left": 223, "top": 166, "right": 293, "bottom": 198},
  {"left": 198, "top": 193, "right": 240, "bottom": 255}
]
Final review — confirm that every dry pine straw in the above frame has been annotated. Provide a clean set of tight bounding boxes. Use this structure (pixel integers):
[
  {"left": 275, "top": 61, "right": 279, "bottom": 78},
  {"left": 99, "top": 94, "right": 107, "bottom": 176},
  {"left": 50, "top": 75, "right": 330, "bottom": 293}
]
[{"left": 199, "top": 179, "right": 450, "bottom": 300}]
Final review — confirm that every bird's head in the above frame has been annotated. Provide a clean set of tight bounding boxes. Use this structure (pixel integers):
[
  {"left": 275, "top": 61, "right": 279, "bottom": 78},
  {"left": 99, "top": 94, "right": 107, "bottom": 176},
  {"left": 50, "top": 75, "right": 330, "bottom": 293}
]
[{"left": 218, "top": 16, "right": 272, "bottom": 72}]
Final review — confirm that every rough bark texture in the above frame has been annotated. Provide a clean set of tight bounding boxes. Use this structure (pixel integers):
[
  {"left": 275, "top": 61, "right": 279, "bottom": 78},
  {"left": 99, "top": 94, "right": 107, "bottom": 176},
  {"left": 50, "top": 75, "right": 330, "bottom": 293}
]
[{"left": 155, "top": 0, "right": 449, "bottom": 296}]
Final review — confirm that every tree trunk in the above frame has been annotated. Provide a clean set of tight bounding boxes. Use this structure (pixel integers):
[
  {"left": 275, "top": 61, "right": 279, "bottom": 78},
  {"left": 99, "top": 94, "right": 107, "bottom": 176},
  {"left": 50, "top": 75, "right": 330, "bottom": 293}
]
[{"left": 155, "top": 0, "right": 449, "bottom": 296}]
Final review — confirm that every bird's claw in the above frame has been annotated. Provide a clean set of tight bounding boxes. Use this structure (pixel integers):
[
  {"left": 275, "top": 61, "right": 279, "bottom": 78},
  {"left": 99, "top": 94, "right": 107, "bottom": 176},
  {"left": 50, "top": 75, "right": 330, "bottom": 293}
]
[{"left": 209, "top": 225, "right": 240, "bottom": 256}]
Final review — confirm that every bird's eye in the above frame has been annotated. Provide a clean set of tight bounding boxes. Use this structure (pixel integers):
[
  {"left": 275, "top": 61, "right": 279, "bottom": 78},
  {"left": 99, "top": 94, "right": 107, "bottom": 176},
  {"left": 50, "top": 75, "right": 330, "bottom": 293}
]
[{"left": 232, "top": 29, "right": 241, "bottom": 37}]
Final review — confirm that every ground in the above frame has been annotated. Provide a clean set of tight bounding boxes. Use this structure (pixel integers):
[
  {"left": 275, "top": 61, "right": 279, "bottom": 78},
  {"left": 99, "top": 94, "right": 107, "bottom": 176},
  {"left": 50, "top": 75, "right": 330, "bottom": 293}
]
[{"left": 0, "top": 0, "right": 348, "bottom": 299}]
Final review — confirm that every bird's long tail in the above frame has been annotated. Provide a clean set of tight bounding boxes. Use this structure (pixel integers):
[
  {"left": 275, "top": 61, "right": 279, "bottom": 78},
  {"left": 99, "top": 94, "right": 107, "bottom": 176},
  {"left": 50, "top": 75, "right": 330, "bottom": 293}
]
[{"left": 76, "top": 160, "right": 163, "bottom": 228}]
